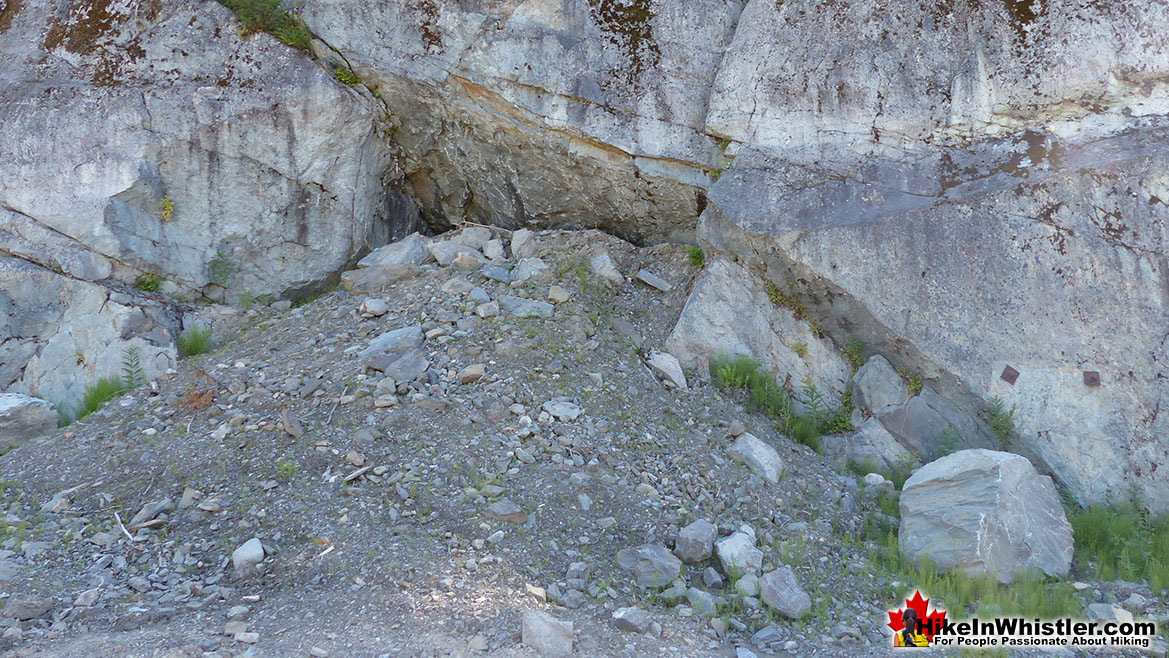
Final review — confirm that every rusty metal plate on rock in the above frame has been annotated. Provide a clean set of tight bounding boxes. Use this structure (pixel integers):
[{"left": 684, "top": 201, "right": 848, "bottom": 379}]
[{"left": 1000, "top": 365, "right": 1019, "bottom": 385}]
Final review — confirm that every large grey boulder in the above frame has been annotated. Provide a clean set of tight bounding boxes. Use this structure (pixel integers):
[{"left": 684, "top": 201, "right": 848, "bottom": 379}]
[
  {"left": 822, "top": 418, "right": 916, "bottom": 473},
  {"left": 758, "top": 566, "right": 811, "bottom": 619},
  {"left": 877, "top": 386, "right": 992, "bottom": 462},
  {"left": 0, "top": 394, "right": 57, "bottom": 450},
  {"left": 522, "top": 610, "right": 573, "bottom": 658},
  {"left": 616, "top": 543, "right": 682, "bottom": 589},
  {"left": 728, "top": 433, "right": 784, "bottom": 484},
  {"left": 899, "top": 450, "right": 1072, "bottom": 584},
  {"left": 715, "top": 525, "right": 763, "bottom": 577},
  {"left": 357, "top": 234, "right": 431, "bottom": 267},
  {"left": 674, "top": 519, "right": 717, "bottom": 564}
]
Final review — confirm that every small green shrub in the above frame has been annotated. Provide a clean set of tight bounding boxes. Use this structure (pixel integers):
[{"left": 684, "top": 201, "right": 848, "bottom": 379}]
[
  {"left": 987, "top": 395, "right": 1015, "bottom": 449},
  {"left": 177, "top": 326, "right": 213, "bottom": 357},
  {"left": 685, "top": 245, "right": 705, "bottom": 269},
  {"left": 239, "top": 291, "right": 255, "bottom": 310},
  {"left": 843, "top": 338, "right": 864, "bottom": 373},
  {"left": 277, "top": 460, "right": 299, "bottom": 480},
  {"left": 939, "top": 423, "right": 962, "bottom": 456},
  {"left": 74, "top": 376, "right": 125, "bottom": 422},
  {"left": 334, "top": 66, "right": 360, "bottom": 86},
  {"left": 135, "top": 273, "right": 162, "bottom": 292},
  {"left": 896, "top": 367, "right": 923, "bottom": 395},
  {"left": 218, "top": 0, "right": 312, "bottom": 51},
  {"left": 208, "top": 250, "right": 237, "bottom": 287},
  {"left": 121, "top": 346, "right": 146, "bottom": 388},
  {"left": 160, "top": 195, "right": 175, "bottom": 222},
  {"left": 788, "top": 416, "right": 821, "bottom": 452}
]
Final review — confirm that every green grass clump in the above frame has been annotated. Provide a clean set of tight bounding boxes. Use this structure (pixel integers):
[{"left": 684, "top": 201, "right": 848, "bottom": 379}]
[
  {"left": 685, "top": 245, "right": 704, "bottom": 269},
  {"left": 160, "top": 195, "right": 175, "bottom": 222},
  {"left": 135, "top": 273, "right": 162, "bottom": 292},
  {"left": 73, "top": 376, "right": 125, "bottom": 422},
  {"left": 1070, "top": 499, "right": 1169, "bottom": 592},
  {"left": 333, "top": 66, "right": 360, "bottom": 86},
  {"left": 710, "top": 354, "right": 852, "bottom": 453},
  {"left": 177, "top": 326, "right": 213, "bottom": 357},
  {"left": 218, "top": 0, "right": 312, "bottom": 51},
  {"left": 843, "top": 338, "right": 863, "bottom": 373},
  {"left": 868, "top": 530, "right": 1080, "bottom": 620},
  {"left": 896, "top": 367, "right": 923, "bottom": 395}
]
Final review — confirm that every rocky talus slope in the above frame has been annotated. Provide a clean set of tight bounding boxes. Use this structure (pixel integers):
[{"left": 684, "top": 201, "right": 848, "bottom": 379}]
[{"left": 0, "top": 229, "right": 1163, "bottom": 657}]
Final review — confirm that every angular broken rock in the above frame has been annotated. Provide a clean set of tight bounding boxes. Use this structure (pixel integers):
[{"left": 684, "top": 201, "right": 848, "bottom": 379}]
[
  {"left": 483, "top": 499, "right": 528, "bottom": 524},
  {"left": 899, "top": 449, "right": 1072, "bottom": 584},
  {"left": 612, "top": 606, "right": 653, "bottom": 633},
  {"left": 674, "top": 519, "right": 717, "bottom": 564},
  {"left": 512, "top": 257, "right": 548, "bottom": 282},
  {"left": 848, "top": 355, "right": 910, "bottom": 414},
  {"left": 231, "top": 538, "right": 265, "bottom": 572},
  {"left": 647, "top": 351, "right": 687, "bottom": 390},
  {"left": 459, "top": 364, "right": 486, "bottom": 383},
  {"left": 357, "top": 233, "right": 430, "bottom": 267},
  {"left": 635, "top": 269, "right": 673, "bottom": 292},
  {"left": 129, "top": 498, "right": 172, "bottom": 529},
  {"left": 589, "top": 250, "right": 624, "bottom": 285},
  {"left": 759, "top": 566, "right": 811, "bottom": 619},
  {"left": 2, "top": 594, "right": 52, "bottom": 620},
  {"left": 510, "top": 229, "right": 537, "bottom": 259},
  {"left": 498, "top": 295, "right": 554, "bottom": 318},
  {"left": 280, "top": 409, "right": 303, "bottom": 437},
  {"left": 340, "top": 264, "right": 424, "bottom": 293},
  {"left": 522, "top": 610, "right": 573, "bottom": 658},
  {"left": 0, "top": 394, "right": 57, "bottom": 451},
  {"left": 429, "top": 241, "right": 482, "bottom": 267},
  {"left": 359, "top": 325, "right": 424, "bottom": 361},
  {"left": 616, "top": 543, "right": 682, "bottom": 589},
  {"left": 715, "top": 525, "right": 763, "bottom": 576},
  {"left": 542, "top": 399, "right": 582, "bottom": 422},
  {"left": 382, "top": 348, "right": 429, "bottom": 383},
  {"left": 358, "top": 298, "right": 389, "bottom": 317},
  {"left": 728, "top": 433, "right": 783, "bottom": 484}
]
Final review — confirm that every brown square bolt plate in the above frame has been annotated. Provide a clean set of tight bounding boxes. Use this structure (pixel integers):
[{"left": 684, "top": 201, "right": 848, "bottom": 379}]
[
  {"left": 1083, "top": 371, "right": 1101, "bottom": 387},
  {"left": 1000, "top": 365, "right": 1019, "bottom": 385}
]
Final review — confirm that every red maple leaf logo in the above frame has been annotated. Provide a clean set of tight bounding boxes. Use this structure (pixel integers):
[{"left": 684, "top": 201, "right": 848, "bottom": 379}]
[{"left": 887, "top": 590, "right": 947, "bottom": 642}]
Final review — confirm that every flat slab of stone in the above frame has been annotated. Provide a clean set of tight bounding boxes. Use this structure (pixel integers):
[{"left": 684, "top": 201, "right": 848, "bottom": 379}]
[
  {"left": 616, "top": 543, "right": 682, "bottom": 589},
  {"left": 483, "top": 499, "right": 528, "bottom": 524},
  {"left": 358, "top": 325, "right": 423, "bottom": 361},
  {"left": 357, "top": 233, "right": 430, "bottom": 267},
  {"left": 498, "top": 295, "right": 554, "bottom": 318},
  {"left": 635, "top": 269, "right": 673, "bottom": 291},
  {"left": 647, "top": 351, "right": 687, "bottom": 390},
  {"left": 341, "top": 264, "right": 425, "bottom": 293}
]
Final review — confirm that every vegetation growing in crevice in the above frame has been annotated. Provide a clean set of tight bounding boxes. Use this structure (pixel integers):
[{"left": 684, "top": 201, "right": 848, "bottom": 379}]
[
  {"left": 177, "top": 326, "right": 213, "bottom": 357},
  {"left": 685, "top": 245, "right": 704, "bottom": 269},
  {"left": 987, "top": 395, "right": 1015, "bottom": 449},
  {"left": 896, "top": 367, "right": 923, "bottom": 396},
  {"left": 134, "top": 272, "right": 162, "bottom": 292},
  {"left": 333, "top": 65, "right": 360, "bottom": 86},
  {"left": 72, "top": 376, "right": 124, "bottom": 423},
  {"left": 218, "top": 0, "right": 312, "bottom": 51},
  {"left": 710, "top": 354, "right": 852, "bottom": 453}
]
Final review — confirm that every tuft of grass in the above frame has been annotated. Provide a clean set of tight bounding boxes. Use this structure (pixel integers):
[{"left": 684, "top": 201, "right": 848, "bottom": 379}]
[
  {"left": 135, "top": 273, "right": 162, "bottom": 292},
  {"left": 843, "top": 338, "right": 864, "bottom": 373},
  {"left": 987, "top": 395, "right": 1015, "bottom": 449},
  {"left": 1070, "top": 499, "right": 1169, "bottom": 592},
  {"left": 896, "top": 367, "right": 923, "bottom": 395},
  {"left": 333, "top": 66, "right": 360, "bottom": 86},
  {"left": 239, "top": 290, "right": 255, "bottom": 310},
  {"left": 177, "top": 326, "right": 213, "bottom": 357},
  {"left": 160, "top": 195, "right": 175, "bottom": 222},
  {"left": 869, "top": 529, "right": 1080, "bottom": 621},
  {"left": 790, "top": 340, "right": 808, "bottom": 359},
  {"left": 73, "top": 376, "right": 125, "bottom": 422},
  {"left": 685, "top": 245, "right": 705, "bottom": 269},
  {"left": 276, "top": 460, "right": 299, "bottom": 480},
  {"left": 766, "top": 283, "right": 805, "bottom": 320},
  {"left": 218, "top": 0, "right": 312, "bottom": 51},
  {"left": 710, "top": 355, "right": 852, "bottom": 453}
]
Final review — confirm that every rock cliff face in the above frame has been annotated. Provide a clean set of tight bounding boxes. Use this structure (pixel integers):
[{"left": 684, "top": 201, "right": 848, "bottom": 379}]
[{"left": 1, "top": 0, "right": 1167, "bottom": 508}]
